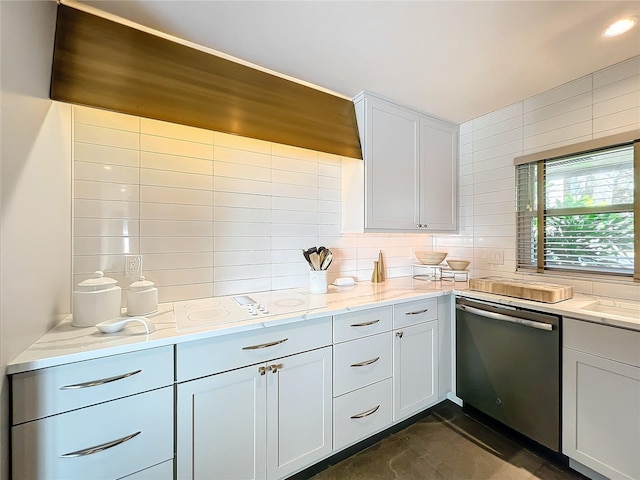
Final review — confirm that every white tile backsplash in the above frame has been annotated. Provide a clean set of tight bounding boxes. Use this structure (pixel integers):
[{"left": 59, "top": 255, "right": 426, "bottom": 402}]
[
  {"left": 75, "top": 199, "right": 140, "bottom": 219},
  {"left": 593, "top": 91, "right": 640, "bottom": 119},
  {"left": 76, "top": 123, "right": 140, "bottom": 149},
  {"left": 141, "top": 134, "right": 213, "bottom": 159},
  {"left": 74, "top": 105, "right": 139, "bottom": 131},
  {"left": 523, "top": 92, "right": 592, "bottom": 126},
  {"left": 593, "top": 56, "right": 640, "bottom": 89},
  {"left": 523, "top": 76, "right": 592, "bottom": 113},
  {"left": 71, "top": 56, "right": 640, "bottom": 302},
  {"left": 74, "top": 180, "right": 139, "bottom": 202},
  {"left": 436, "top": 55, "right": 640, "bottom": 298},
  {"left": 141, "top": 151, "right": 213, "bottom": 175},
  {"left": 140, "top": 203, "right": 211, "bottom": 221},
  {"left": 140, "top": 185, "right": 213, "bottom": 205},
  {"left": 75, "top": 161, "right": 139, "bottom": 184},
  {"left": 140, "top": 117, "right": 213, "bottom": 144},
  {"left": 140, "top": 219, "right": 214, "bottom": 237},
  {"left": 74, "top": 142, "right": 139, "bottom": 167}
]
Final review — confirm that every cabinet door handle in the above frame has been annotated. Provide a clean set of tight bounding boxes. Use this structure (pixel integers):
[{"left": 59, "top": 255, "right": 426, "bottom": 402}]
[
  {"left": 405, "top": 308, "right": 429, "bottom": 316},
  {"left": 350, "top": 357, "right": 380, "bottom": 367},
  {"left": 350, "top": 405, "right": 380, "bottom": 419},
  {"left": 59, "top": 370, "right": 142, "bottom": 390},
  {"left": 270, "top": 363, "right": 283, "bottom": 373},
  {"left": 396, "top": 331, "right": 404, "bottom": 338},
  {"left": 60, "top": 431, "right": 141, "bottom": 458},
  {"left": 242, "top": 338, "right": 288, "bottom": 350},
  {"left": 258, "top": 366, "right": 267, "bottom": 376},
  {"left": 350, "top": 319, "right": 380, "bottom": 327}
]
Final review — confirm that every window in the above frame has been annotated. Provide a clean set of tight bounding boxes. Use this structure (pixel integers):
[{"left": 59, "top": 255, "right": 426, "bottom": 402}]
[{"left": 516, "top": 141, "right": 638, "bottom": 279}]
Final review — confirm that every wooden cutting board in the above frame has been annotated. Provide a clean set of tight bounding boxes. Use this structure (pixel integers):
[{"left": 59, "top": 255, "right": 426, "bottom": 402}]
[{"left": 469, "top": 277, "right": 573, "bottom": 303}]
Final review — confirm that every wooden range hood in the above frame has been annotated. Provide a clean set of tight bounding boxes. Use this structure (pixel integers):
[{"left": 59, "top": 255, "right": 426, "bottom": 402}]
[{"left": 50, "top": 4, "right": 362, "bottom": 159}]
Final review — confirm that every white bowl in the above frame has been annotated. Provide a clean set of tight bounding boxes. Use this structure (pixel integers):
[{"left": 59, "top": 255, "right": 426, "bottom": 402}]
[
  {"left": 415, "top": 251, "right": 447, "bottom": 265},
  {"left": 447, "top": 259, "right": 470, "bottom": 271}
]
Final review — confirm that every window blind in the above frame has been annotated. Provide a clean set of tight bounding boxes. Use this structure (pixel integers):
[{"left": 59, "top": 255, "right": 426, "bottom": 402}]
[{"left": 516, "top": 144, "right": 635, "bottom": 276}]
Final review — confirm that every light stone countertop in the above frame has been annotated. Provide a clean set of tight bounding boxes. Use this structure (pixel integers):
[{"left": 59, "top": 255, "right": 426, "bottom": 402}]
[{"left": 7, "top": 276, "right": 639, "bottom": 375}]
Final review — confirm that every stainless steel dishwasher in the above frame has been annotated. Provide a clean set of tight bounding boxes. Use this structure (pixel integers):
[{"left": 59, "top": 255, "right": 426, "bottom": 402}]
[{"left": 456, "top": 297, "right": 561, "bottom": 452}]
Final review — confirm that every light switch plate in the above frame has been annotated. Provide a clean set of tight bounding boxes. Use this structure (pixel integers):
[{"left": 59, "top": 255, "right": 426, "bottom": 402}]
[{"left": 487, "top": 249, "right": 504, "bottom": 265}]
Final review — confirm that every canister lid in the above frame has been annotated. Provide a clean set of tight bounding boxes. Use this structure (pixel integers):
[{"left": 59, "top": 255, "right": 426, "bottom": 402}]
[
  {"left": 129, "top": 276, "right": 156, "bottom": 291},
  {"left": 77, "top": 271, "right": 118, "bottom": 290}
]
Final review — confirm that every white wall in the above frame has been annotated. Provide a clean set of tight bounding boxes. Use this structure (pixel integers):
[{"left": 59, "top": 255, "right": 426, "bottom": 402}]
[
  {"left": 71, "top": 57, "right": 640, "bottom": 306},
  {"left": 0, "top": 2, "right": 72, "bottom": 479},
  {"left": 71, "top": 106, "right": 433, "bottom": 303},
  {"left": 436, "top": 56, "right": 640, "bottom": 302}
]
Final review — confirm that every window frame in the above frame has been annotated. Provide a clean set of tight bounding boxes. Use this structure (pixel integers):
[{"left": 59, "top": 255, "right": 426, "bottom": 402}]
[{"left": 514, "top": 131, "right": 639, "bottom": 281}]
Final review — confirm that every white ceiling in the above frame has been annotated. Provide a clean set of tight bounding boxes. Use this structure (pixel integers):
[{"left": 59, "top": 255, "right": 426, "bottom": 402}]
[{"left": 77, "top": 0, "right": 640, "bottom": 124}]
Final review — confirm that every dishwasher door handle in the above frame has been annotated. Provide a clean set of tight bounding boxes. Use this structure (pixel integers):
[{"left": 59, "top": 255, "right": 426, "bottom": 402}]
[{"left": 456, "top": 304, "right": 553, "bottom": 331}]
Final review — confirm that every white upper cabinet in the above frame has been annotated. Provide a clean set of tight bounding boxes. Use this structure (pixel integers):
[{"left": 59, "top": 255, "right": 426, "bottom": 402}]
[
  {"left": 418, "top": 116, "right": 458, "bottom": 231},
  {"left": 345, "top": 92, "right": 458, "bottom": 233},
  {"left": 364, "top": 96, "right": 420, "bottom": 230}
]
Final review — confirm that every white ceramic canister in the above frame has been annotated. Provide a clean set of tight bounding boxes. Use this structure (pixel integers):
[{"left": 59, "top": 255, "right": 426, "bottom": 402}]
[
  {"left": 72, "top": 271, "right": 122, "bottom": 327},
  {"left": 126, "top": 276, "right": 158, "bottom": 316}
]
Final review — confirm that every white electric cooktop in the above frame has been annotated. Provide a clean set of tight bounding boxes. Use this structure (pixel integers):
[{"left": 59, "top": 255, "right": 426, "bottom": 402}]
[{"left": 173, "top": 288, "right": 327, "bottom": 330}]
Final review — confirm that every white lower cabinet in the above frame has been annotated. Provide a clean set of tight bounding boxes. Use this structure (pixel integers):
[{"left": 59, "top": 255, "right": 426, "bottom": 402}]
[
  {"left": 393, "top": 320, "right": 438, "bottom": 421},
  {"left": 12, "top": 387, "right": 174, "bottom": 480},
  {"left": 563, "top": 318, "right": 640, "bottom": 480},
  {"left": 176, "top": 346, "right": 333, "bottom": 480},
  {"left": 331, "top": 307, "right": 394, "bottom": 450},
  {"left": 120, "top": 460, "right": 175, "bottom": 479},
  {"left": 333, "top": 378, "right": 393, "bottom": 450},
  {"left": 10, "top": 346, "right": 175, "bottom": 480}
]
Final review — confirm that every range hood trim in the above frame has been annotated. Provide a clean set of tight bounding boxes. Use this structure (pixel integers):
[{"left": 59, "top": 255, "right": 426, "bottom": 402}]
[{"left": 50, "top": 4, "right": 362, "bottom": 159}]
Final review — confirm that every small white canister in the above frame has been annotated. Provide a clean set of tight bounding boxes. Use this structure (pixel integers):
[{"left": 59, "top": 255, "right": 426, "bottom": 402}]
[
  {"left": 72, "top": 271, "right": 122, "bottom": 327},
  {"left": 126, "top": 276, "right": 158, "bottom": 316}
]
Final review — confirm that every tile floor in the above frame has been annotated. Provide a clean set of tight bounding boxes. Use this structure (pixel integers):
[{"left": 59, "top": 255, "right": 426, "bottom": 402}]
[{"left": 309, "top": 402, "right": 585, "bottom": 480}]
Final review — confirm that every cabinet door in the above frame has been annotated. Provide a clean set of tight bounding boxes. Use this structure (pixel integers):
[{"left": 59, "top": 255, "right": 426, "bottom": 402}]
[
  {"left": 364, "top": 97, "right": 420, "bottom": 230},
  {"left": 393, "top": 321, "right": 438, "bottom": 421},
  {"left": 418, "top": 116, "right": 458, "bottom": 231},
  {"left": 176, "top": 365, "right": 267, "bottom": 480},
  {"left": 563, "top": 348, "right": 640, "bottom": 480},
  {"left": 266, "top": 347, "right": 333, "bottom": 479}
]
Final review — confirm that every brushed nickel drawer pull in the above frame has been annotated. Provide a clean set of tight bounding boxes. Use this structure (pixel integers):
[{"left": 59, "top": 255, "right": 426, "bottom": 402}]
[
  {"left": 350, "top": 405, "right": 380, "bottom": 419},
  {"left": 60, "top": 431, "right": 141, "bottom": 458},
  {"left": 242, "top": 338, "right": 288, "bottom": 350},
  {"left": 405, "top": 308, "right": 429, "bottom": 316},
  {"left": 350, "top": 357, "right": 380, "bottom": 367},
  {"left": 59, "top": 370, "right": 142, "bottom": 390},
  {"left": 350, "top": 319, "right": 380, "bottom": 327}
]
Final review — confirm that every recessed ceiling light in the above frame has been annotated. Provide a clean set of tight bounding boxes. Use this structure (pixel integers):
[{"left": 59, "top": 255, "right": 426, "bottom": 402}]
[{"left": 602, "top": 16, "right": 638, "bottom": 37}]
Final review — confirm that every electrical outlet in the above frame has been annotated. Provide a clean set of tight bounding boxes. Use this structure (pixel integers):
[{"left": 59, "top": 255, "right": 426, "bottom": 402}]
[
  {"left": 125, "top": 255, "right": 142, "bottom": 278},
  {"left": 487, "top": 249, "right": 504, "bottom": 266}
]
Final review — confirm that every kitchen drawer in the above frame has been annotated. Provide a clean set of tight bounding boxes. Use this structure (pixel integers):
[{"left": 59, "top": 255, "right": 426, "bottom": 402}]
[
  {"left": 176, "top": 316, "right": 332, "bottom": 381},
  {"left": 564, "top": 317, "right": 640, "bottom": 367},
  {"left": 333, "top": 306, "right": 393, "bottom": 343},
  {"left": 333, "top": 378, "right": 392, "bottom": 451},
  {"left": 12, "top": 387, "right": 173, "bottom": 480},
  {"left": 333, "top": 332, "right": 392, "bottom": 396},
  {"left": 12, "top": 345, "right": 174, "bottom": 425},
  {"left": 393, "top": 298, "right": 437, "bottom": 329},
  {"left": 119, "top": 460, "right": 174, "bottom": 479}
]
